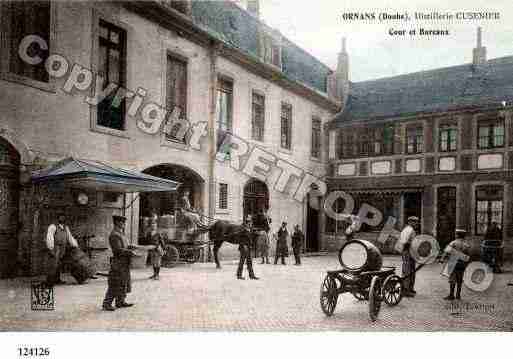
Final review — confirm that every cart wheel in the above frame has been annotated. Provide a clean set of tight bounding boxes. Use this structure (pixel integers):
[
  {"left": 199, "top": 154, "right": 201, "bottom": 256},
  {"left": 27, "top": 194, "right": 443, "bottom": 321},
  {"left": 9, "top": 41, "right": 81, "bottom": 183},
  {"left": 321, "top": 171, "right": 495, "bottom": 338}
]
[
  {"left": 382, "top": 275, "right": 403, "bottom": 306},
  {"left": 352, "top": 291, "right": 368, "bottom": 301},
  {"left": 320, "top": 275, "right": 338, "bottom": 316},
  {"left": 186, "top": 248, "right": 201, "bottom": 263},
  {"left": 368, "top": 276, "right": 382, "bottom": 322},
  {"left": 162, "top": 245, "right": 179, "bottom": 267}
]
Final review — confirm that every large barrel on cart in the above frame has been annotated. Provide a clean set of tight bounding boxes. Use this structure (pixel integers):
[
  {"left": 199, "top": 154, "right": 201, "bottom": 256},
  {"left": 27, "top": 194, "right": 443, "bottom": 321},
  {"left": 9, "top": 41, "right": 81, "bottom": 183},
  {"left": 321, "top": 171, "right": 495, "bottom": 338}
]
[
  {"left": 321, "top": 239, "right": 403, "bottom": 321},
  {"left": 67, "top": 247, "right": 96, "bottom": 284},
  {"left": 338, "top": 239, "right": 383, "bottom": 272}
]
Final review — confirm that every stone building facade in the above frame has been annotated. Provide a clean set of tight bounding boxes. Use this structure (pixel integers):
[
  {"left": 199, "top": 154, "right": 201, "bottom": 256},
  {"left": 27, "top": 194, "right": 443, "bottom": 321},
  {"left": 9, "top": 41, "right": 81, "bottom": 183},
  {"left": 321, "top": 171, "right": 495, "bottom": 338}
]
[
  {"left": 325, "top": 28, "right": 513, "bottom": 259},
  {"left": 0, "top": 1, "right": 340, "bottom": 277}
]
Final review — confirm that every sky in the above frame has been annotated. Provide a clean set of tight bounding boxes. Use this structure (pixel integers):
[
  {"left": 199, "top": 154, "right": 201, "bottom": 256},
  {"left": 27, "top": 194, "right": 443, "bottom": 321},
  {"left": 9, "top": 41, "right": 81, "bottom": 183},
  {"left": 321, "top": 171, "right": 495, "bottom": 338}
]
[{"left": 253, "top": 0, "right": 513, "bottom": 82}]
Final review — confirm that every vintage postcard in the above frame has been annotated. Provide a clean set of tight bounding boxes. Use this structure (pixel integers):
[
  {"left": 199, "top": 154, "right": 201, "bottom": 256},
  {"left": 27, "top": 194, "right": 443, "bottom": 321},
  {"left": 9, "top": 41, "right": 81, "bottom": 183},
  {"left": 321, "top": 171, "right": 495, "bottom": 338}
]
[{"left": 0, "top": 0, "right": 512, "bottom": 356}]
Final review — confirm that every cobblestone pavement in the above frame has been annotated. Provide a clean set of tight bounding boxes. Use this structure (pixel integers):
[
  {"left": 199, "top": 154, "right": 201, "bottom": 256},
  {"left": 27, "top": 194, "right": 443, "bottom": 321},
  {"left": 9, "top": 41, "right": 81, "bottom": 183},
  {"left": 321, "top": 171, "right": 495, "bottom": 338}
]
[{"left": 1, "top": 255, "right": 512, "bottom": 331}]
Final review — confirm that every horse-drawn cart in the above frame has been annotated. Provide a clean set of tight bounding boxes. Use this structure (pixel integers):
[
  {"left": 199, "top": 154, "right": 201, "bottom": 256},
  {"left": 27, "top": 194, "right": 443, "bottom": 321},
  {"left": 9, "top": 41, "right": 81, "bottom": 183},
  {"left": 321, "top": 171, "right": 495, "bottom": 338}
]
[
  {"left": 162, "top": 238, "right": 210, "bottom": 267},
  {"left": 320, "top": 239, "right": 403, "bottom": 321}
]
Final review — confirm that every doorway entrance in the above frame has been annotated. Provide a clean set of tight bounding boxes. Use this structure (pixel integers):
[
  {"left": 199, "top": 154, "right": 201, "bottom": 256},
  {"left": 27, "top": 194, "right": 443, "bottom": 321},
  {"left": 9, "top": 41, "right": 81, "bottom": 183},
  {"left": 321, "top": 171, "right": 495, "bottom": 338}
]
[
  {"left": 306, "top": 191, "right": 320, "bottom": 252},
  {"left": 0, "top": 138, "right": 20, "bottom": 278},
  {"left": 243, "top": 179, "right": 269, "bottom": 222},
  {"left": 436, "top": 187, "right": 456, "bottom": 250},
  {"left": 403, "top": 192, "right": 422, "bottom": 230}
]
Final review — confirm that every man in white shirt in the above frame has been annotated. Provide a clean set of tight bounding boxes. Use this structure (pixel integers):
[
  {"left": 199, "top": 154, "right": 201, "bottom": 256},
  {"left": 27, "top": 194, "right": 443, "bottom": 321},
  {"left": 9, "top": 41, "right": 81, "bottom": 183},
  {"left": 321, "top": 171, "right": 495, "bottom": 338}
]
[
  {"left": 45, "top": 213, "right": 78, "bottom": 285},
  {"left": 400, "top": 216, "right": 419, "bottom": 297}
]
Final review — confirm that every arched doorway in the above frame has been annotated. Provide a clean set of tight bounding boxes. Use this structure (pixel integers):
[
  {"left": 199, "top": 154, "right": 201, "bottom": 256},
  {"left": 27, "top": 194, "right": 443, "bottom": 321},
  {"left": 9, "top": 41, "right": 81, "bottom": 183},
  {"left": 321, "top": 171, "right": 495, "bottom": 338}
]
[
  {"left": 0, "top": 137, "right": 20, "bottom": 278},
  {"left": 139, "top": 164, "right": 204, "bottom": 220},
  {"left": 243, "top": 179, "right": 269, "bottom": 222}
]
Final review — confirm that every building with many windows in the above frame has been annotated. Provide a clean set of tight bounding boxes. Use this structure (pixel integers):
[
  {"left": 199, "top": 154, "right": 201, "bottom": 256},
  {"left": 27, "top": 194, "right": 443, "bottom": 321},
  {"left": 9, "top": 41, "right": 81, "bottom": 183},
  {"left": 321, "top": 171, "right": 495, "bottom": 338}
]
[
  {"left": 0, "top": 0, "right": 340, "bottom": 277},
  {"left": 326, "top": 28, "right": 513, "bottom": 258}
]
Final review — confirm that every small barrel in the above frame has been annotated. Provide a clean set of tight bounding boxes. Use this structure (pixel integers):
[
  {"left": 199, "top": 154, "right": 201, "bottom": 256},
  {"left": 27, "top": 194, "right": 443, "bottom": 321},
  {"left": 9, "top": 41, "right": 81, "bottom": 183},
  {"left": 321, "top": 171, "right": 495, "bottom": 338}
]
[
  {"left": 67, "top": 247, "right": 96, "bottom": 284},
  {"left": 338, "top": 239, "right": 383, "bottom": 272}
]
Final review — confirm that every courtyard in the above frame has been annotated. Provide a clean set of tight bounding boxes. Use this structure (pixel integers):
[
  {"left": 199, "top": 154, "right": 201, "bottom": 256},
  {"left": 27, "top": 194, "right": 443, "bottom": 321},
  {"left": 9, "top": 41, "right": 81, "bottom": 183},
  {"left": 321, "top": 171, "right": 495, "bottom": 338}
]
[{"left": 1, "top": 255, "right": 511, "bottom": 331}]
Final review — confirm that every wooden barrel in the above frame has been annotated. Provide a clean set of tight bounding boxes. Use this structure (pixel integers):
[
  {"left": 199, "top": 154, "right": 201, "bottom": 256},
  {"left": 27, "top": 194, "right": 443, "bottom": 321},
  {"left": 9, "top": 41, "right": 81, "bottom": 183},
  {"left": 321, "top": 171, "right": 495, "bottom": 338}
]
[
  {"left": 158, "top": 215, "right": 175, "bottom": 229},
  {"left": 67, "top": 247, "right": 96, "bottom": 284},
  {"left": 338, "top": 239, "right": 382, "bottom": 272}
]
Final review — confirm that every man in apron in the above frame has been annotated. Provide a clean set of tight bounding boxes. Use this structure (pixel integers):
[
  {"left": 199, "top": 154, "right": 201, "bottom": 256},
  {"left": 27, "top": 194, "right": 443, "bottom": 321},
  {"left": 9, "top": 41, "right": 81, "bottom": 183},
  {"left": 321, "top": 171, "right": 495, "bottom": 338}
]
[{"left": 45, "top": 213, "right": 78, "bottom": 286}]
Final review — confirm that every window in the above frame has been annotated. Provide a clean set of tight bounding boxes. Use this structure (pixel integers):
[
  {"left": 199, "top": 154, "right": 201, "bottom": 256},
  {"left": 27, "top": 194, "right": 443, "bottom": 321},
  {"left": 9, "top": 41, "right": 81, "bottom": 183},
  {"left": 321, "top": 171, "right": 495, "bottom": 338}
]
[
  {"left": 218, "top": 183, "right": 228, "bottom": 210},
  {"left": 439, "top": 124, "right": 458, "bottom": 152},
  {"left": 97, "top": 20, "right": 126, "bottom": 131},
  {"left": 311, "top": 117, "right": 322, "bottom": 158},
  {"left": 251, "top": 92, "right": 265, "bottom": 141},
  {"left": 357, "top": 129, "right": 370, "bottom": 156},
  {"left": 3, "top": 1, "right": 51, "bottom": 83},
  {"left": 280, "top": 103, "right": 292, "bottom": 150},
  {"left": 165, "top": 55, "right": 187, "bottom": 141},
  {"left": 478, "top": 119, "right": 504, "bottom": 149},
  {"left": 406, "top": 126, "right": 424, "bottom": 154},
  {"left": 337, "top": 131, "right": 355, "bottom": 159},
  {"left": 216, "top": 77, "right": 233, "bottom": 157},
  {"left": 375, "top": 125, "right": 395, "bottom": 155},
  {"left": 262, "top": 34, "right": 281, "bottom": 68},
  {"left": 475, "top": 186, "right": 503, "bottom": 235}
]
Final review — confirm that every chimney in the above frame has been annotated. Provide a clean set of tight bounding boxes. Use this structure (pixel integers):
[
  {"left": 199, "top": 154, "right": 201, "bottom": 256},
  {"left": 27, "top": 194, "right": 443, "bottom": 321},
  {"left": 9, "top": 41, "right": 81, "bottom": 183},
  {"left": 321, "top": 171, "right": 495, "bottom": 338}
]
[
  {"left": 247, "top": 0, "right": 260, "bottom": 19},
  {"left": 472, "top": 27, "right": 487, "bottom": 68},
  {"left": 328, "top": 37, "right": 349, "bottom": 106}
]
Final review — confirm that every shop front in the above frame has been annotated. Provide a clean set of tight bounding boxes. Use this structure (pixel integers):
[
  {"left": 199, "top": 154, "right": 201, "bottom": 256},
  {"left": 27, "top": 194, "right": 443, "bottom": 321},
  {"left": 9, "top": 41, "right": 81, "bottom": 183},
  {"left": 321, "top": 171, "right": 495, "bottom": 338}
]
[{"left": 28, "top": 157, "right": 180, "bottom": 275}]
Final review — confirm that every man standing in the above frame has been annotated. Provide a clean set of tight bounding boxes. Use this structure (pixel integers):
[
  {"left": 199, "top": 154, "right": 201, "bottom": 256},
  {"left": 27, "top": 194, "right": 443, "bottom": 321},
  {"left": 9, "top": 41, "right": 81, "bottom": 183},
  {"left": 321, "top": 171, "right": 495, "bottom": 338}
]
[
  {"left": 291, "top": 224, "right": 304, "bottom": 265},
  {"left": 442, "top": 229, "right": 471, "bottom": 300},
  {"left": 236, "top": 217, "right": 259, "bottom": 280},
  {"left": 400, "top": 216, "right": 419, "bottom": 297},
  {"left": 253, "top": 208, "right": 271, "bottom": 264},
  {"left": 45, "top": 213, "right": 78, "bottom": 286},
  {"left": 102, "top": 215, "right": 137, "bottom": 311},
  {"left": 274, "top": 222, "right": 289, "bottom": 265}
]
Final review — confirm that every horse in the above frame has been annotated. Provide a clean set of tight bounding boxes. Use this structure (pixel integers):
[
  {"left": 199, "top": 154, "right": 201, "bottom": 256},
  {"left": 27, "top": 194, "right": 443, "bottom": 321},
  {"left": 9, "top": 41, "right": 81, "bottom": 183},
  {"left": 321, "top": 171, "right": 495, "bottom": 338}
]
[{"left": 193, "top": 220, "right": 257, "bottom": 269}]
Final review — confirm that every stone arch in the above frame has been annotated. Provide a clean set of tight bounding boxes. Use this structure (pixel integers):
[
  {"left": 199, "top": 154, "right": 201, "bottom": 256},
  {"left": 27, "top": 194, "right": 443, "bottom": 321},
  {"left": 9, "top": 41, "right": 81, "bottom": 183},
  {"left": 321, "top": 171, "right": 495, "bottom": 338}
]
[
  {"left": 243, "top": 178, "right": 270, "bottom": 222},
  {"left": 0, "top": 127, "right": 33, "bottom": 165}
]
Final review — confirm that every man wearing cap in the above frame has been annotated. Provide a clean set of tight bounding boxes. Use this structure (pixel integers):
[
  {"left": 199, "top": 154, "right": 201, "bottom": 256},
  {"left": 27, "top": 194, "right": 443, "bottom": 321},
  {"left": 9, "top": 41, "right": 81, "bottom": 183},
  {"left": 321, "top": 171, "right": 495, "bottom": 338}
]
[
  {"left": 274, "top": 222, "right": 289, "bottom": 265},
  {"left": 400, "top": 216, "right": 419, "bottom": 297},
  {"left": 45, "top": 213, "right": 79, "bottom": 286},
  {"left": 441, "top": 229, "right": 471, "bottom": 300},
  {"left": 236, "top": 216, "right": 259, "bottom": 280},
  {"left": 102, "top": 215, "right": 138, "bottom": 311}
]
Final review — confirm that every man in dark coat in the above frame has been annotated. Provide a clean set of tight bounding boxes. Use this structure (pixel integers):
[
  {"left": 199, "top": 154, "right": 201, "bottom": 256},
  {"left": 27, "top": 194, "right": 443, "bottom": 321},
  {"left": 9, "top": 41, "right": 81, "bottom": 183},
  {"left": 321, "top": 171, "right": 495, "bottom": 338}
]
[
  {"left": 291, "top": 224, "right": 304, "bottom": 265},
  {"left": 253, "top": 208, "right": 271, "bottom": 264},
  {"left": 102, "top": 215, "right": 138, "bottom": 311},
  {"left": 483, "top": 221, "right": 503, "bottom": 273},
  {"left": 236, "top": 217, "right": 259, "bottom": 280},
  {"left": 274, "top": 222, "right": 289, "bottom": 265}
]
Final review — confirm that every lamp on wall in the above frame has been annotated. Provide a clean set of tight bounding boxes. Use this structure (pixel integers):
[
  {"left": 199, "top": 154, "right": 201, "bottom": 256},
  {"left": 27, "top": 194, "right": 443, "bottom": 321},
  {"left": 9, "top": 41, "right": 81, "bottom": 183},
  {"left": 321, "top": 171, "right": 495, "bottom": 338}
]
[{"left": 76, "top": 192, "right": 89, "bottom": 206}]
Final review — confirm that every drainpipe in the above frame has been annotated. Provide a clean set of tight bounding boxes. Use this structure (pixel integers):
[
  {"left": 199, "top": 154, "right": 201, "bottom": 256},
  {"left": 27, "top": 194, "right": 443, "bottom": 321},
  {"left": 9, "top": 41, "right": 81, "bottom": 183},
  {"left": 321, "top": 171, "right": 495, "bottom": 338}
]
[{"left": 208, "top": 42, "right": 220, "bottom": 220}]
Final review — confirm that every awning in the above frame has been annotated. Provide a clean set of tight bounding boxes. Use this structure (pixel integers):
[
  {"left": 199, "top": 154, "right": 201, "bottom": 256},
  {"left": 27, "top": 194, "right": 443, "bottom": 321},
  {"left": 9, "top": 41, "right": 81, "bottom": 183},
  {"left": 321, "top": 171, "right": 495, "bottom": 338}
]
[
  {"left": 342, "top": 188, "right": 423, "bottom": 196},
  {"left": 31, "top": 157, "right": 180, "bottom": 193}
]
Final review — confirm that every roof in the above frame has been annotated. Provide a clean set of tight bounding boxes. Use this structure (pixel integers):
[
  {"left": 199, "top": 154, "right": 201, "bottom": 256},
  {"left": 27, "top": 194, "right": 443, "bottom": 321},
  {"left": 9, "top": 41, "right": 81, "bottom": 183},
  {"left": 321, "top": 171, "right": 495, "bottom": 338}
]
[
  {"left": 32, "top": 157, "right": 180, "bottom": 193},
  {"left": 191, "top": 1, "right": 331, "bottom": 93},
  {"left": 334, "top": 56, "right": 513, "bottom": 125}
]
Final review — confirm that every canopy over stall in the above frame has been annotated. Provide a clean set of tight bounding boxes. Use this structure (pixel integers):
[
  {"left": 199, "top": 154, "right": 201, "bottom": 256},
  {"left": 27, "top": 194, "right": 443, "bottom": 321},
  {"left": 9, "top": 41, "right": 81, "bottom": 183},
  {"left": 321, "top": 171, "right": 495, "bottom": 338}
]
[{"left": 31, "top": 157, "right": 180, "bottom": 193}]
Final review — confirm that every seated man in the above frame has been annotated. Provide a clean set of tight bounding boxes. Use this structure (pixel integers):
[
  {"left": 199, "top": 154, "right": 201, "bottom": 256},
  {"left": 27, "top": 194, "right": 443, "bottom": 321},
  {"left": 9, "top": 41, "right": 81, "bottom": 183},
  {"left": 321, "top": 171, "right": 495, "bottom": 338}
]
[{"left": 179, "top": 189, "right": 207, "bottom": 231}]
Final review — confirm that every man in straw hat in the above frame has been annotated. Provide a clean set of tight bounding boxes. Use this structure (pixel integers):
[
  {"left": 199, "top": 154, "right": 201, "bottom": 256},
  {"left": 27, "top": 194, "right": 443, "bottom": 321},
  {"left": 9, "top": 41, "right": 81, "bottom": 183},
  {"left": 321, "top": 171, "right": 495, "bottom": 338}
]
[
  {"left": 441, "top": 228, "right": 471, "bottom": 300},
  {"left": 400, "top": 216, "right": 420, "bottom": 297},
  {"left": 102, "top": 215, "right": 138, "bottom": 311}
]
